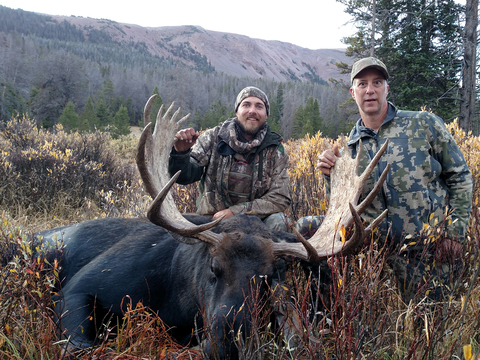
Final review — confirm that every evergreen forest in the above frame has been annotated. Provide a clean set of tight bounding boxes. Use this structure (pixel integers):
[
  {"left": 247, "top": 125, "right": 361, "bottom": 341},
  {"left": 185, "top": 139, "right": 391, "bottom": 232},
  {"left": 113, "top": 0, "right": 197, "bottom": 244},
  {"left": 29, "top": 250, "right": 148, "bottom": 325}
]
[{"left": 0, "top": 0, "right": 477, "bottom": 138}]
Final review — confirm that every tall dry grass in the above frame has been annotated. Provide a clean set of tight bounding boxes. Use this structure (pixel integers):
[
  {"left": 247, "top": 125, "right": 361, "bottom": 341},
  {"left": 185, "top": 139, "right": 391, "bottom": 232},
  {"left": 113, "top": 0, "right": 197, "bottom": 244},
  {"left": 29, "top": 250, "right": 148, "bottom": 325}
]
[{"left": 0, "top": 118, "right": 479, "bottom": 359}]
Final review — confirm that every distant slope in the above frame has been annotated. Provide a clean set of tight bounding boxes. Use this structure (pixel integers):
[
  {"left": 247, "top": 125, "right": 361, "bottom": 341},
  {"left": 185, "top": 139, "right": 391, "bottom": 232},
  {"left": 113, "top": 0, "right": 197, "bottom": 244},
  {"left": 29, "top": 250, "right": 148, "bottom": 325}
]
[{"left": 52, "top": 16, "right": 350, "bottom": 83}]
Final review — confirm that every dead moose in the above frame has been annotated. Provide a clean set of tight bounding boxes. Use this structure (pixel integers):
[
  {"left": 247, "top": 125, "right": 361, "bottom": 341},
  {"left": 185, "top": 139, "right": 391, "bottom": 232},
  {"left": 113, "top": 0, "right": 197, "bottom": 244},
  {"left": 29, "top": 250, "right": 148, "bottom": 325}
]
[{"left": 36, "top": 95, "right": 389, "bottom": 359}]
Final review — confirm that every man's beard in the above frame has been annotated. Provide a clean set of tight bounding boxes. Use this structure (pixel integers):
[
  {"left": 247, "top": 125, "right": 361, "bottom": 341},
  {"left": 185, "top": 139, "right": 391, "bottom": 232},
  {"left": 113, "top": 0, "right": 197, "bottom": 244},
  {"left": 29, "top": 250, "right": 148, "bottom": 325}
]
[{"left": 234, "top": 119, "right": 267, "bottom": 140}]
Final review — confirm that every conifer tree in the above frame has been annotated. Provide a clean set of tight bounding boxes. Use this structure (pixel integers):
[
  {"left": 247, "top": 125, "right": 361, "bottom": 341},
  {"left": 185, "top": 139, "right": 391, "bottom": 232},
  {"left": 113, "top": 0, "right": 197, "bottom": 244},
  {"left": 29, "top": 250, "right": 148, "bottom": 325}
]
[
  {"left": 111, "top": 105, "right": 130, "bottom": 139},
  {"left": 292, "top": 104, "right": 305, "bottom": 139},
  {"left": 199, "top": 100, "right": 228, "bottom": 129},
  {"left": 338, "top": 0, "right": 463, "bottom": 120},
  {"left": 58, "top": 102, "right": 79, "bottom": 132},
  {"left": 95, "top": 97, "right": 111, "bottom": 130},
  {"left": 80, "top": 96, "right": 97, "bottom": 131}
]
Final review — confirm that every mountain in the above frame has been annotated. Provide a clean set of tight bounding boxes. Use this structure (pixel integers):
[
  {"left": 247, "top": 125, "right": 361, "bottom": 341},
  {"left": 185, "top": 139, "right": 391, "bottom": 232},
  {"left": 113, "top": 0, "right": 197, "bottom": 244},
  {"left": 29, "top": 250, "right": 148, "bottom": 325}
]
[
  {"left": 0, "top": 5, "right": 355, "bottom": 138},
  {"left": 51, "top": 15, "right": 350, "bottom": 83}
]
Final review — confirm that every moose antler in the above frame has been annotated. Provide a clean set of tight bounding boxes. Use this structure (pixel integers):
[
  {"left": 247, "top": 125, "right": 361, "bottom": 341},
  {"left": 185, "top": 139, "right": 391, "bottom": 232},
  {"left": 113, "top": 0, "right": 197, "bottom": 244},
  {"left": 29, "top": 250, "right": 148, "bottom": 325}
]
[
  {"left": 272, "top": 137, "right": 390, "bottom": 262},
  {"left": 137, "top": 95, "right": 389, "bottom": 262},
  {"left": 136, "top": 95, "right": 223, "bottom": 248}
]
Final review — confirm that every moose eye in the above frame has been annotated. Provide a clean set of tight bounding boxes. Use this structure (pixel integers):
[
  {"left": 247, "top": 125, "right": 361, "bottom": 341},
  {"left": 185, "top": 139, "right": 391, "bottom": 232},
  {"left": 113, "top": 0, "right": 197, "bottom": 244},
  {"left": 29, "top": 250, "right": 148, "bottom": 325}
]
[{"left": 210, "top": 260, "right": 223, "bottom": 278}]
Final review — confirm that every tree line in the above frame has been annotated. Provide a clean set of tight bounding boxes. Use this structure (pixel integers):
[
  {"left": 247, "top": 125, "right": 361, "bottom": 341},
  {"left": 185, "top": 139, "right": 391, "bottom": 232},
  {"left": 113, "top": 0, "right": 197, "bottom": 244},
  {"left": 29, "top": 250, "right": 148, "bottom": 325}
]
[
  {"left": 0, "top": 1, "right": 478, "bottom": 139},
  {"left": 0, "top": 4, "right": 354, "bottom": 140},
  {"left": 336, "top": 0, "right": 478, "bottom": 132}
]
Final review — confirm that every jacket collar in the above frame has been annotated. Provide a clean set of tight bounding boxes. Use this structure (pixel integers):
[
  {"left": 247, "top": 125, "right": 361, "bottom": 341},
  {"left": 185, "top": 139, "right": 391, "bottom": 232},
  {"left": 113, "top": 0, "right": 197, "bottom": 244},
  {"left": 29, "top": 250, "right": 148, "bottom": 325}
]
[{"left": 348, "top": 102, "right": 397, "bottom": 145}]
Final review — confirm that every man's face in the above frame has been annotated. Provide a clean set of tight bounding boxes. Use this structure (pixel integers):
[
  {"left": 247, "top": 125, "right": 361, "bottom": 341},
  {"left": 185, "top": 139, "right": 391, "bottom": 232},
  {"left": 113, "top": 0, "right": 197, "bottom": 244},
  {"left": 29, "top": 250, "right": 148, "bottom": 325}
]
[
  {"left": 350, "top": 68, "right": 389, "bottom": 118},
  {"left": 235, "top": 96, "right": 268, "bottom": 139}
]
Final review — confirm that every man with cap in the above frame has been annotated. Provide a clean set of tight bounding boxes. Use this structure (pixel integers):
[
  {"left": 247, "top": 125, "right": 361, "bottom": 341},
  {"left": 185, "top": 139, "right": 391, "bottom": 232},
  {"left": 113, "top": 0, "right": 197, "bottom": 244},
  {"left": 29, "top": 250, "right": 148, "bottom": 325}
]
[
  {"left": 169, "top": 86, "right": 291, "bottom": 231},
  {"left": 318, "top": 57, "right": 473, "bottom": 301}
]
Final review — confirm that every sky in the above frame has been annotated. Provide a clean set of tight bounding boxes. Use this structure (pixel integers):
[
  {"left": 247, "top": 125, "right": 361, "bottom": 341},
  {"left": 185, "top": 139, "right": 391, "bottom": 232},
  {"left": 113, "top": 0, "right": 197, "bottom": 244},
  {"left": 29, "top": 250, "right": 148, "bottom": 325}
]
[{"left": 0, "top": 0, "right": 355, "bottom": 50}]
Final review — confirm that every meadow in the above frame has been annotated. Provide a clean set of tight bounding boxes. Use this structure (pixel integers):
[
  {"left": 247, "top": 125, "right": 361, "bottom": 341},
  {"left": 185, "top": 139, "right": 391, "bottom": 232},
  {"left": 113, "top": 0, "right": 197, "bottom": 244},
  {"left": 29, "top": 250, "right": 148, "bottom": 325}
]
[{"left": 0, "top": 118, "right": 479, "bottom": 359}]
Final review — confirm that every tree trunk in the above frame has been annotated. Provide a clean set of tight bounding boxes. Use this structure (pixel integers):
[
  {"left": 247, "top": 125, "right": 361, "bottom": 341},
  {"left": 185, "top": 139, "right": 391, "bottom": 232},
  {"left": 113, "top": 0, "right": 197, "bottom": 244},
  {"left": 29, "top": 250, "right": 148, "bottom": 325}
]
[
  {"left": 459, "top": 0, "right": 478, "bottom": 132},
  {"left": 370, "top": 0, "right": 377, "bottom": 56}
]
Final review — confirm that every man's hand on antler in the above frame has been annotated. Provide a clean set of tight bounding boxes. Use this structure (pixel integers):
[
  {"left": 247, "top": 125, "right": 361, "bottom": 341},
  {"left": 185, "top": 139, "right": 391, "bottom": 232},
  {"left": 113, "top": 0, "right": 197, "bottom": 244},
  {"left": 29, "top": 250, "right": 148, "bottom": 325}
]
[
  {"left": 318, "top": 143, "right": 341, "bottom": 176},
  {"left": 213, "top": 209, "right": 234, "bottom": 220},
  {"left": 174, "top": 128, "right": 200, "bottom": 152}
]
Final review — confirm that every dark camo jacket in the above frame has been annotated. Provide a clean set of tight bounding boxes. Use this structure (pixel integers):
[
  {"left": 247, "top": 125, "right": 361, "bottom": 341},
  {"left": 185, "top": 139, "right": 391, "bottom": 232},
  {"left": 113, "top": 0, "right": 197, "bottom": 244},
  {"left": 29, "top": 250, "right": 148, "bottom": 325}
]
[{"left": 169, "top": 119, "right": 291, "bottom": 219}]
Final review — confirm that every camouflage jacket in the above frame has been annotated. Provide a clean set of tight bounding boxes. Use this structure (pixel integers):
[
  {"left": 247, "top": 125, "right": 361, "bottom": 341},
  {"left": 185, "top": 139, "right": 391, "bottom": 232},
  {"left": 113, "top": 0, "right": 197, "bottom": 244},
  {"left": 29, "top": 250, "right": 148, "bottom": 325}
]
[
  {"left": 168, "top": 118, "right": 291, "bottom": 218},
  {"left": 337, "top": 103, "right": 473, "bottom": 244}
]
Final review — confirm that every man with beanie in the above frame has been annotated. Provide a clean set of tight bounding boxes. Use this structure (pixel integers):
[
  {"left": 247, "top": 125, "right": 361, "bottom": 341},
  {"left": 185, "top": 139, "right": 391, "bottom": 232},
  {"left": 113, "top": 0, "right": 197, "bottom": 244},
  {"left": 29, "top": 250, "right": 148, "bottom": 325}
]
[
  {"left": 318, "top": 57, "right": 473, "bottom": 301},
  {"left": 169, "top": 86, "right": 291, "bottom": 231}
]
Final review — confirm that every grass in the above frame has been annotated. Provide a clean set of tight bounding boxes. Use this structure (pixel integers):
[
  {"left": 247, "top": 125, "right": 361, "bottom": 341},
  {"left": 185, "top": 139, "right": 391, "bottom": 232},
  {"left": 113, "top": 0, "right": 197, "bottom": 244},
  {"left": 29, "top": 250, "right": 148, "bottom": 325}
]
[{"left": 1, "top": 118, "right": 480, "bottom": 359}]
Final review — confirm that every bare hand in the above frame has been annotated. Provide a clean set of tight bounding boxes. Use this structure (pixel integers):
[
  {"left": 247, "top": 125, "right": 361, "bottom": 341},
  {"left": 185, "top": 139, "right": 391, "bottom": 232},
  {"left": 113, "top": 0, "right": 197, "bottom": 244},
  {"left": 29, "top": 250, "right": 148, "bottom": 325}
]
[
  {"left": 174, "top": 128, "right": 199, "bottom": 152},
  {"left": 317, "top": 144, "right": 340, "bottom": 176},
  {"left": 213, "top": 209, "right": 234, "bottom": 220}
]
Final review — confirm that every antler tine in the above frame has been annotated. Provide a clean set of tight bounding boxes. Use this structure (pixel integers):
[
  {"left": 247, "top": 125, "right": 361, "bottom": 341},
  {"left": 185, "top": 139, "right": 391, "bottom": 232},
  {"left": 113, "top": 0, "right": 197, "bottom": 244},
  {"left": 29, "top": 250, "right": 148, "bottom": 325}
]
[
  {"left": 137, "top": 97, "right": 224, "bottom": 247},
  {"left": 146, "top": 170, "right": 224, "bottom": 247},
  {"left": 272, "top": 139, "right": 390, "bottom": 263},
  {"left": 308, "top": 139, "right": 389, "bottom": 251},
  {"left": 340, "top": 134, "right": 352, "bottom": 158}
]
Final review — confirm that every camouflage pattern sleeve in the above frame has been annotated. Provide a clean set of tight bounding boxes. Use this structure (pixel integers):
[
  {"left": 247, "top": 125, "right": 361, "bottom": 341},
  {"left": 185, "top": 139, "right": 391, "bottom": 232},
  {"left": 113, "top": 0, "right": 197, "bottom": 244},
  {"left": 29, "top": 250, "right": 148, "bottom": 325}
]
[{"left": 427, "top": 113, "right": 473, "bottom": 240}]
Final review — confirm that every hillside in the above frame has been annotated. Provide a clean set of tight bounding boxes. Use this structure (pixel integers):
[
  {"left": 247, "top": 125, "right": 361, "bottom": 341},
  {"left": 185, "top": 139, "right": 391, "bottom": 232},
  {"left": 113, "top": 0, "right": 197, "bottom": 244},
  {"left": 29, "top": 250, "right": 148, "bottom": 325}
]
[
  {"left": 54, "top": 16, "right": 349, "bottom": 83},
  {"left": 0, "top": 5, "right": 355, "bottom": 137}
]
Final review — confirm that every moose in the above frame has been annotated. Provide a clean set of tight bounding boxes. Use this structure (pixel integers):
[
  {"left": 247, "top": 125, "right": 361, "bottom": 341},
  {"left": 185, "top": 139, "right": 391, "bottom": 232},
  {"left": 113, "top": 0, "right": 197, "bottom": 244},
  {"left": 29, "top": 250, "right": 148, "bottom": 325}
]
[{"left": 36, "top": 95, "right": 389, "bottom": 359}]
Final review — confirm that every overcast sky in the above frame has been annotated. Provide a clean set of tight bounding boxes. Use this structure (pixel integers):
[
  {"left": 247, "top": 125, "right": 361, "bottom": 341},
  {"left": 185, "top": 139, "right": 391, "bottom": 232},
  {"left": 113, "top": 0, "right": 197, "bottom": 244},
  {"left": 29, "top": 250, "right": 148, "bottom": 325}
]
[{"left": 0, "top": 0, "right": 356, "bottom": 50}]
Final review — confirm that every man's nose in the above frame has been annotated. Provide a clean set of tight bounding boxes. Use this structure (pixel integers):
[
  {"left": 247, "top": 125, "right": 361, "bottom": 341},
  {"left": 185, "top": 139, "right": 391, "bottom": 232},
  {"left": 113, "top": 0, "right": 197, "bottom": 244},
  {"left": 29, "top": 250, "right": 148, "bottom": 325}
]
[{"left": 366, "top": 83, "right": 375, "bottom": 93}]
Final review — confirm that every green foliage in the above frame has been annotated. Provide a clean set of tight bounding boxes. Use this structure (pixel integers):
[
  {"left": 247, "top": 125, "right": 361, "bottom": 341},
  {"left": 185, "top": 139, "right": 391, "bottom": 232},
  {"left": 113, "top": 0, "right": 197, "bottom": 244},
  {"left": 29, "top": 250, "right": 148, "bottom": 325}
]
[
  {"left": 292, "top": 104, "right": 305, "bottom": 139},
  {"left": 291, "top": 97, "right": 323, "bottom": 139},
  {"left": 198, "top": 100, "right": 229, "bottom": 129},
  {"left": 382, "top": 0, "right": 463, "bottom": 120},
  {"left": 58, "top": 101, "right": 80, "bottom": 132},
  {"left": 268, "top": 83, "right": 285, "bottom": 134},
  {"left": 0, "top": 80, "right": 26, "bottom": 122},
  {"left": 80, "top": 95, "right": 97, "bottom": 131},
  {"left": 111, "top": 105, "right": 131, "bottom": 139},
  {"left": 95, "top": 96, "right": 111, "bottom": 129},
  {"left": 0, "top": 118, "right": 136, "bottom": 216},
  {"left": 338, "top": 0, "right": 464, "bottom": 120}
]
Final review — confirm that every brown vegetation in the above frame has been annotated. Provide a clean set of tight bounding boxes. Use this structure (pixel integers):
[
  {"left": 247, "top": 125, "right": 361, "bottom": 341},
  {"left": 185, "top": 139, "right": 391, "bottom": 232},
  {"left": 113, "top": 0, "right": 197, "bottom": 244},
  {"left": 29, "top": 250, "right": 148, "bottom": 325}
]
[{"left": 1, "top": 119, "right": 479, "bottom": 359}]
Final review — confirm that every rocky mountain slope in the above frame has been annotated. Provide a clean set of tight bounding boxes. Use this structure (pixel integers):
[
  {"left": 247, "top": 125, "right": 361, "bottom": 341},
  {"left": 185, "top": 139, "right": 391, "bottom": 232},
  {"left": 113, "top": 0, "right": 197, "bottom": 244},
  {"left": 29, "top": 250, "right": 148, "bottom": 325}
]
[{"left": 56, "top": 15, "right": 351, "bottom": 83}]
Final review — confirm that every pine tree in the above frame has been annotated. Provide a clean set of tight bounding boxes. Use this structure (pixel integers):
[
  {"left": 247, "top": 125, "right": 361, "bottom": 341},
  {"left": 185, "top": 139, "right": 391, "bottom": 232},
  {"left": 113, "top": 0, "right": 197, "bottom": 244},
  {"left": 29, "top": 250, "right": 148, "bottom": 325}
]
[
  {"left": 95, "top": 97, "right": 111, "bottom": 130},
  {"left": 338, "top": 0, "right": 463, "bottom": 120},
  {"left": 58, "top": 102, "right": 79, "bottom": 132},
  {"left": 80, "top": 96, "right": 97, "bottom": 131},
  {"left": 268, "top": 84, "right": 285, "bottom": 134},
  {"left": 292, "top": 105, "right": 304, "bottom": 139},
  {"left": 199, "top": 100, "right": 228, "bottom": 129},
  {"left": 111, "top": 105, "right": 131, "bottom": 139}
]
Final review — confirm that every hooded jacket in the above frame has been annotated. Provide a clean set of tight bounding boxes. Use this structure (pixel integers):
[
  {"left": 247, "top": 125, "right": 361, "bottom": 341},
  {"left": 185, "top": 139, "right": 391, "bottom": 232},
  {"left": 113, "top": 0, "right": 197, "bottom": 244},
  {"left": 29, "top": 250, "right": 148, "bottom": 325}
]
[
  {"left": 341, "top": 103, "right": 472, "bottom": 244},
  {"left": 168, "top": 118, "right": 291, "bottom": 219}
]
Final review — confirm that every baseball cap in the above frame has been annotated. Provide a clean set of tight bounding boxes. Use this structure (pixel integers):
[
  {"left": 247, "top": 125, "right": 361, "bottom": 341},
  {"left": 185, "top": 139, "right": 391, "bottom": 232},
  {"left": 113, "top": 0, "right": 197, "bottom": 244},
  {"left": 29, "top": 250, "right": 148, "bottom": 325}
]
[{"left": 351, "top": 57, "right": 389, "bottom": 84}]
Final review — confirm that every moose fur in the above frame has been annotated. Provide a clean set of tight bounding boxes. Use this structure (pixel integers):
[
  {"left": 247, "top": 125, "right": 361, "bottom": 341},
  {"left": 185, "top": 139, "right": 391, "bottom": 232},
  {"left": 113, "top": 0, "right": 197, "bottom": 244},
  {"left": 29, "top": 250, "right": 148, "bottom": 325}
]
[{"left": 38, "top": 214, "right": 297, "bottom": 359}]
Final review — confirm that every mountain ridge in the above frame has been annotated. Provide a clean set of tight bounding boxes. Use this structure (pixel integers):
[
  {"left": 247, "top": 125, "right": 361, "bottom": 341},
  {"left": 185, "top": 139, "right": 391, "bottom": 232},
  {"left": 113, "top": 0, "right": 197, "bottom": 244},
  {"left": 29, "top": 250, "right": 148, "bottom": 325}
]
[{"left": 53, "top": 15, "right": 351, "bottom": 83}]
